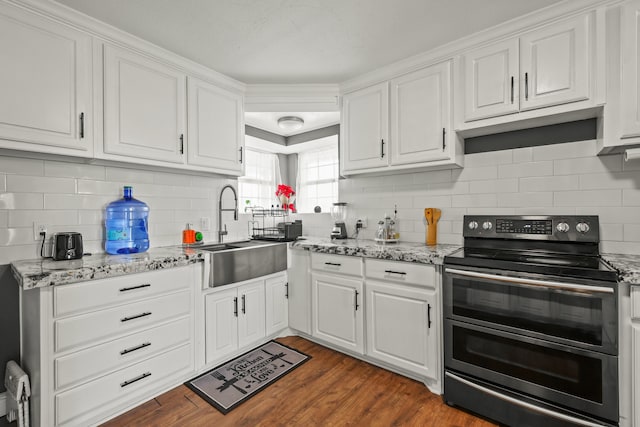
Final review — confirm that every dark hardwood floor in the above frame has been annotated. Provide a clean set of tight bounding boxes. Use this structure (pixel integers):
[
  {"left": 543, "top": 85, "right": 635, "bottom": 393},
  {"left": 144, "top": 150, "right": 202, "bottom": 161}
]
[{"left": 102, "top": 336, "right": 497, "bottom": 426}]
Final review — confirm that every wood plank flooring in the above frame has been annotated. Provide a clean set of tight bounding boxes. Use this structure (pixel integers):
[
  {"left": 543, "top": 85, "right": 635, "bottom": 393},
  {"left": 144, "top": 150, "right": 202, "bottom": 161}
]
[{"left": 102, "top": 336, "right": 497, "bottom": 426}]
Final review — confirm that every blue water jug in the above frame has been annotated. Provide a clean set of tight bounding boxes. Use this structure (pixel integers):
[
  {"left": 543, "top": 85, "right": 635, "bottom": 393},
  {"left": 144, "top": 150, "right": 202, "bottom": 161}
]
[{"left": 105, "top": 186, "right": 150, "bottom": 254}]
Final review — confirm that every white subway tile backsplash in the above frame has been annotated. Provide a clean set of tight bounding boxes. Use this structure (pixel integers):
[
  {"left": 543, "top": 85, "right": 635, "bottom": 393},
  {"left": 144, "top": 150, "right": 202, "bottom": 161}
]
[
  {"left": 519, "top": 175, "right": 579, "bottom": 192},
  {"left": 532, "top": 140, "right": 597, "bottom": 161},
  {"left": 44, "top": 161, "right": 105, "bottom": 180},
  {"left": 426, "top": 181, "right": 470, "bottom": 195},
  {"left": 498, "top": 192, "right": 553, "bottom": 208},
  {"left": 554, "top": 190, "right": 622, "bottom": 207},
  {"left": 105, "top": 167, "right": 155, "bottom": 184},
  {"left": 469, "top": 179, "right": 518, "bottom": 194},
  {"left": 554, "top": 155, "right": 622, "bottom": 176},
  {"left": 77, "top": 180, "right": 122, "bottom": 195},
  {"left": 8, "top": 210, "right": 78, "bottom": 227},
  {"left": 498, "top": 161, "right": 553, "bottom": 178},
  {"left": 0, "top": 174, "right": 5, "bottom": 192},
  {"left": 579, "top": 171, "right": 640, "bottom": 190},
  {"left": 599, "top": 223, "right": 624, "bottom": 241},
  {"left": 7, "top": 175, "right": 75, "bottom": 193},
  {"left": 513, "top": 147, "right": 533, "bottom": 163},
  {"left": 78, "top": 210, "right": 104, "bottom": 225},
  {"left": 0, "top": 157, "right": 44, "bottom": 176},
  {"left": 452, "top": 194, "right": 497, "bottom": 208},
  {"left": 0, "top": 228, "right": 34, "bottom": 246},
  {"left": 622, "top": 157, "right": 640, "bottom": 171},
  {"left": 0, "top": 193, "right": 43, "bottom": 210},
  {"left": 44, "top": 194, "right": 113, "bottom": 210},
  {"left": 452, "top": 165, "right": 498, "bottom": 181},
  {"left": 412, "top": 169, "right": 452, "bottom": 184},
  {"left": 623, "top": 189, "right": 640, "bottom": 206},
  {"left": 513, "top": 207, "right": 576, "bottom": 215},
  {"left": 153, "top": 171, "right": 192, "bottom": 186},
  {"left": 412, "top": 195, "right": 452, "bottom": 208},
  {"left": 0, "top": 211, "right": 7, "bottom": 226},
  {"left": 624, "top": 224, "right": 640, "bottom": 241}
]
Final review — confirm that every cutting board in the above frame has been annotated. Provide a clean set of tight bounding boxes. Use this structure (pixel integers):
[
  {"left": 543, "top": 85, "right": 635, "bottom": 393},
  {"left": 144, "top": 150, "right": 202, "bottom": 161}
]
[{"left": 424, "top": 208, "right": 441, "bottom": 246}]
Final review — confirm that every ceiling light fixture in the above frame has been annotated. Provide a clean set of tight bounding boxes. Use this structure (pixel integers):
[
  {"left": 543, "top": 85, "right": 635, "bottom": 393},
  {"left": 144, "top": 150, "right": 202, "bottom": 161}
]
[{"left": 277, "top": 116, "right": 304, "bottom": 131}]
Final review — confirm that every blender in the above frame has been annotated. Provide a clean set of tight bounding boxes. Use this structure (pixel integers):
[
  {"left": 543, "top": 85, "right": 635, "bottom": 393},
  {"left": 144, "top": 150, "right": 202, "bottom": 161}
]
[{"left": 330, "top": 202, "right": 348, "bottom": 239}]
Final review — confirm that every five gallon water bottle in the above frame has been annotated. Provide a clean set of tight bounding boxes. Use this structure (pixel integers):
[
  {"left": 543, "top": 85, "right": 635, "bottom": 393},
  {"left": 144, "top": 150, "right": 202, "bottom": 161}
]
[{"left": 105, "top": 186, "right": 150, "bottom": 254}]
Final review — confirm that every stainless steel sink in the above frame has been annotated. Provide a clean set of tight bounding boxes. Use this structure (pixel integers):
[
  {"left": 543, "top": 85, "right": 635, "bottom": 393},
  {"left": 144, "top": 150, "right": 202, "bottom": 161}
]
[{"left": 199, "top": 240, "right": 287, "bottom": 287}]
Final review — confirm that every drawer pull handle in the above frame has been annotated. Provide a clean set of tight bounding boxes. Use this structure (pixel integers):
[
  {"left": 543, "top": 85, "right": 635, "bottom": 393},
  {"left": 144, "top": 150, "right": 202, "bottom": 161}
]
[
  {"left": 325, "top": 262, "right": 342, "bottom": 267},
  {"left": 119, "top": 283, "right": 151, "bottom": 292},
  {"left": 427, "top": 304, "right": 432, "bottom": 329},
  {"left": 234, "top": 297, "right": 238, "bottom": 317},
  {"left": 354, "top": 290, "right": 360, "bottom": 311},
  {"left": 241, "top": 294, "right": 246, "bottom": 314},
  {"left": 120, "top": 342, "right": 151, "bottom": 356},
  {"left": 384, "top": 270, "right": 407, "bottom": 275},
  {"left": 120, "top": 372, "right": 151, "bottom": 388},
  {"left": 121, "top": 312, "right": 152, "bottom": 322}
]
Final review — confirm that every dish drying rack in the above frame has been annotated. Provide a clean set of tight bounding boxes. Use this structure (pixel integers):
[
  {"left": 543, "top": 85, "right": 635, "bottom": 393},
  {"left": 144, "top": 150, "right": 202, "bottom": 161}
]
[{"left": 247, "top": 207, "right": 290, "bottom": 240}]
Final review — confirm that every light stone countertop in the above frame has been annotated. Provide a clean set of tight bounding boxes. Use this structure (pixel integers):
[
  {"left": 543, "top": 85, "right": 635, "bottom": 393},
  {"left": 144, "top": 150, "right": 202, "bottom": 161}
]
[
  {"left": 12, "top": 246, "right": 206, "bottom": 290},
  {"left": 10, "top": 238, "right": 640, "bottom": 290},
  {"left": 290, "top": 237, "right": 461, "bottom": 265}
]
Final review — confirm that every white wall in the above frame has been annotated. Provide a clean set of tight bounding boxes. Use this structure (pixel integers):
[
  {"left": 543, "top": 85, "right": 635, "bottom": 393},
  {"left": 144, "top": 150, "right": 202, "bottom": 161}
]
[
  {"left": 339, "top": 140, "right": 640, "bottom": 255},
  {"left": 0, "top": 154, "right": 248, "bottom": 265}
]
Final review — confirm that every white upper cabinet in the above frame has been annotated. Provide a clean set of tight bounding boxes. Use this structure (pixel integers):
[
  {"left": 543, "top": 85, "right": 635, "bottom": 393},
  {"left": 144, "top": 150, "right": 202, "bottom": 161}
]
[
  {"left": 461, "top": 12, "right": 593, "bottom": 124},
  {"left": 463, "top": 39, "right": 519, "bottom": 121},
  {"left": 519, "top": 14, "right": 589, "bottom": 111},
  {"left": 620, "top": 0, "right": 640, "bottom": 140},
  {"left": 187, "top": 77, "right": 244, "bottom": 174},
  {"left": 390, "top": 61, "right": 453, "bottom": 165},
  {"left": 103, "top": 44, "right": 186, "bottom": 164},
  {"left": 341, "top": 82, "right": 390, "bottom": 172},
  {"left": 341, "top": 60, "right": 461, "bottom": 175},
  {"left": 0, "top": 3, "right": 92, "bottom": 155}
]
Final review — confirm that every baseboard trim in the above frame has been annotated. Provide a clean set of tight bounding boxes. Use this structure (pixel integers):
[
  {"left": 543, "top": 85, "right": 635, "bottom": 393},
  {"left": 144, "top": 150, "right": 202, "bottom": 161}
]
[{"left": 0, "top": 391, "right": 6, "bottom": 417}]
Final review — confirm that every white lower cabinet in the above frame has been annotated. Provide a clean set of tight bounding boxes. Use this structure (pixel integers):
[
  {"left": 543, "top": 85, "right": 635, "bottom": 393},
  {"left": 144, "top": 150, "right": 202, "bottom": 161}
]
[
  {"left": 20, "top": 265, "right": 199, "bottom": 427},
  {"left": 287, "top": 249, "right": 311, "bottom": 334},
  {"left": 203, "top": 272, "right": 287, "bottom": 367},
  {"left": 365, "top": 280, "right": 437, "bottom": 379},
  {"left": 631, "top": 286, "right": 640, "bottom": 427},
  {"left": 311, "top": 270, "right": 364, "bottom": 355}
]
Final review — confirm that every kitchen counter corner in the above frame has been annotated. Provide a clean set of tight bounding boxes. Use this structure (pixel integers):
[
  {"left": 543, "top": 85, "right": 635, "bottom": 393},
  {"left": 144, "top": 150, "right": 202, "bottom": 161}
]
[
  {"left": 11, "top": 246, "right": 206, "bottom": 289},
  {"left": 602, "top": 253, "right": 640, "bottom": 285},
  {"left": 290, "top": 237, "right": 461, "bottom": 265}
]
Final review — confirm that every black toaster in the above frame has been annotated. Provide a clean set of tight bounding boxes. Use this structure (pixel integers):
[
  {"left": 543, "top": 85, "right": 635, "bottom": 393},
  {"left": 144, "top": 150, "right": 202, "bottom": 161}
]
[{"left": 51, "top": 232, "right": 83, "bottom": 260}]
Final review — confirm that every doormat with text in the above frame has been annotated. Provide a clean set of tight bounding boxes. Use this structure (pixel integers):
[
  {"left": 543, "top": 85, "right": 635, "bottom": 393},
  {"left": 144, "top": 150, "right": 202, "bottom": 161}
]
[{"left": 185, "top": 340, "right": 310, "bottom": 414}]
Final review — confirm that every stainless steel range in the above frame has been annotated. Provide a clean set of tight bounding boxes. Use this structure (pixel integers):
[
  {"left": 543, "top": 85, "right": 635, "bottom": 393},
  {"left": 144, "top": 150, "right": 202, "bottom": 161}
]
[{"left": 443, "top": 215, "right": 618, "bottom": 427}]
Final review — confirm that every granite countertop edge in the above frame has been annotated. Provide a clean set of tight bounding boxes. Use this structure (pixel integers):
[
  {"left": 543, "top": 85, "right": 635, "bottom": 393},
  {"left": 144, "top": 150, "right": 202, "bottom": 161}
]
[{"left": 10, "top": 239, "right": 640, "bottom": 289}]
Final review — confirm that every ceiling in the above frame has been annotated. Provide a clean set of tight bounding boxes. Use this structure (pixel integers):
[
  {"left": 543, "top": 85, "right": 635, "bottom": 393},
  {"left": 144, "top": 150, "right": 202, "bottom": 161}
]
[{"left": 55, "top": 0, "right": 563, "bottom": 85}]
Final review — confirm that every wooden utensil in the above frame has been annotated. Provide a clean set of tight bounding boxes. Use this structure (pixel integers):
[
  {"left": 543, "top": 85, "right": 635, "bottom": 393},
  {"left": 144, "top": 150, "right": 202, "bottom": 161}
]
[{"left": 425, "top": 208, "right": 441, "bottom": 246}]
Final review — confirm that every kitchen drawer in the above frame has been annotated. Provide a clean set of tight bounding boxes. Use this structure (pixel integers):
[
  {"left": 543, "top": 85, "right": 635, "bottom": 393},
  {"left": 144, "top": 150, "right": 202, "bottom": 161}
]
[
  {"left": 54, "top": 290, "right": 190, "bottom": 353},
  {"left": 366, "top": 259, "right": 436, "bottom": 288},
  {"left": 55, "top": 343, "right": 192, "bottom": 426},
  {"left": 53, "top": 266, "right": 191, "bottom": 318},
  {"left": 311, "top": 253, "right": 363, "bottom": 277},
  {"left": 632, "top": 286, "right": 640, "bottom": 320},
  {"left": 55, "top": 316, "right": 190, "bottom": 390}
]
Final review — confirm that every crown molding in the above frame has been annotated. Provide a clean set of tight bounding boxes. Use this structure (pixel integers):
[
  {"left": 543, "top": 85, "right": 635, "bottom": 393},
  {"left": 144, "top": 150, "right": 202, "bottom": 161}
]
[
  {"left": 7, "top": 0, "right": 245, "bottom": 93},
  {"left": 340, "top": 0, "right": 620, "bottom": 94}
]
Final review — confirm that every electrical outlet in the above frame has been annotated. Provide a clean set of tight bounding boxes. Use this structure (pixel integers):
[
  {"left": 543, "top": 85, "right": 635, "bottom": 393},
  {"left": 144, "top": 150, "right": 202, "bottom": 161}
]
[
  {"left": 200, "top": 217, "right": 211, "bottom": 231},
  {"left": 357, "top": 217, "right": 368, "bottom": 229},
  {"left": 33, "top": 222, "right": 47, "bottom": 240}
]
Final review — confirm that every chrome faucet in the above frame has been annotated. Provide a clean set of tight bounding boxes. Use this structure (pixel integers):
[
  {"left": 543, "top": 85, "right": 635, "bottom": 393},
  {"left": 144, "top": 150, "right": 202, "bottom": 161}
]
[{"left": 218, "top": 184, "right": 238, "bottom": 243}]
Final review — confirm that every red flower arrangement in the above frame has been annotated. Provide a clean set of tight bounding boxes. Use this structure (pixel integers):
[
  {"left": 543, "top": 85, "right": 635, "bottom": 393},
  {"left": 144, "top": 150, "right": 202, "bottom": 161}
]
[
  {"left": 275, "top": 184, "right": 296, "bottom": 212},
  {"left": 275, "top": 184, "right": 295, "bottom": 198}
]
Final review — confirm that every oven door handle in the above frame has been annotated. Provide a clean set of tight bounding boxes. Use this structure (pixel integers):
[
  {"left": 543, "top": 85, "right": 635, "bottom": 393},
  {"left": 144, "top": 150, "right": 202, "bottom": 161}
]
[
  {"left": 445, "top": 372, "right": 608, "bottom": 427},
  {"left": 444, "top": 268, "right": 614, "bottom": 294}
]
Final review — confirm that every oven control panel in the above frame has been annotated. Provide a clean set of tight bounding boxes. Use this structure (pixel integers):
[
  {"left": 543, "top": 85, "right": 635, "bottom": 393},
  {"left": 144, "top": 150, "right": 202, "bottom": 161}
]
[{"left": 463, "top": 215, "right": 599, "bottom": 242}]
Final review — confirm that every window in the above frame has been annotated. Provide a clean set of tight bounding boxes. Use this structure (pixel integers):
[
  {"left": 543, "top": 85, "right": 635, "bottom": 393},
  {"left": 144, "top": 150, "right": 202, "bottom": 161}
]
[
  {"left": 296, "top": 138, "right": 339, "bottom": 213},
  {"left": 238, "top": 149, "right": 281, "bottom": 209}
]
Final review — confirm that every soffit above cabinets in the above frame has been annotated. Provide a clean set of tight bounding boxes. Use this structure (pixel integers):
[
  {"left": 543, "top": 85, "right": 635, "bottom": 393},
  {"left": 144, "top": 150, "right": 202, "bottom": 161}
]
[
  {"left": 245, "top": 112, "right": 340, "bottom": 137},
  {"left": 54, "top": 0, "right": 563, "bottom": 84}
]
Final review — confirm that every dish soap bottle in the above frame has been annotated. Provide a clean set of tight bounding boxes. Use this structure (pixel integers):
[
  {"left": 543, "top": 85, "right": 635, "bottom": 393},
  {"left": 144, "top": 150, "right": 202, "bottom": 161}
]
[{"left": 105, "top": 186, "right": 150, "bottom": 254}]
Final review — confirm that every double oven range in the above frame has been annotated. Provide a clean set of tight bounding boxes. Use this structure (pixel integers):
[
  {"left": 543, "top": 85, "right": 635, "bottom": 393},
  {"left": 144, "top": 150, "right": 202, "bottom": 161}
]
[{"left": 443, "top": 215, "right": 618, "bottom": 427}]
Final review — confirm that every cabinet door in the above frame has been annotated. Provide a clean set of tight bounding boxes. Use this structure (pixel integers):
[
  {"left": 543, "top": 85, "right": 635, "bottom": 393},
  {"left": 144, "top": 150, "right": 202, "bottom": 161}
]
[
  {"left": 0, "top": 3, "right": 92, "bottom": 153},
  {"left": 311, "top": 272, "right": 364, "bottom": 354},
  {"left": 265, "top": 275, "right": 289, "bottom": 336},
  {"left": 187, "top": 77, "right": 244, "bottom": 174},
  {"left": 390, "top": 61, "right": 452, "bottom": 165},
  {"left": 238, "top": 280, "right": 265, "bottom": 349},
  {"left": 634, "top": 322, "right": 640, "bottom": 427},
  {"left": 462, "top": 39, "right": 519, "bottom": 121},
  {"left": 103, "top": 44, "right": 186, "bottom": 164},
  {"left": 366, "top": 281, "right": 437, "bottom": 379},
  {"left": 205, "top": 288, "right": 238, "bottom": 365},
  {"left": 621, "top": 0, "right": 640, "bottom": 139},
  {"left": 288, "top": 250, "right": 311, "bottom": 334},
  {"left": 341, "top": 82, "right": 389, "bottom": 172},
  {"left": 519, "top": 14, "right": 590, "bottom": 111}
]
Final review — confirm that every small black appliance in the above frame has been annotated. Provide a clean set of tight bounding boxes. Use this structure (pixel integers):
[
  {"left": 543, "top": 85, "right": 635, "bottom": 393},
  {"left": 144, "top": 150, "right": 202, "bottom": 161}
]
[{"left": 51, "top": 232, "right": 83, "bottom": 260}]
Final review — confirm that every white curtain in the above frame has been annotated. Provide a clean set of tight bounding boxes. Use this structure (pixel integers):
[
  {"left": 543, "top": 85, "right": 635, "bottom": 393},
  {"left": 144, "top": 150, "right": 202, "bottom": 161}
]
[{"left": 238, "top": 149, "right": 281, "bottom": 209}]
